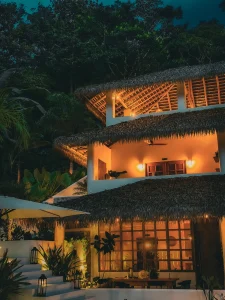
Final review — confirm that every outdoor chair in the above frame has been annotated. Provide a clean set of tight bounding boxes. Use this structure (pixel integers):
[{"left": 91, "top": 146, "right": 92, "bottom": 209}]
[{"left": 176, "top": 280, "right": 191, "bottom": 289}]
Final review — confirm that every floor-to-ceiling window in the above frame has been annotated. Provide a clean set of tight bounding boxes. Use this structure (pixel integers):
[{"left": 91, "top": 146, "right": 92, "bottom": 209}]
[{"left": 99, "top": 220, "right": 193, "bottom": 272}]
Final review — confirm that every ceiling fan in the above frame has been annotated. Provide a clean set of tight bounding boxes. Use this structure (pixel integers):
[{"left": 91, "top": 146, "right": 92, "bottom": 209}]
[{"left": 146, "top": 140, "right": 167, "bottom": 146}]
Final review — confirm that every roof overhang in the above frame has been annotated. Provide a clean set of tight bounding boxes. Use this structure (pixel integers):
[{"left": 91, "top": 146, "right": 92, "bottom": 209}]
[
  {"left": 75, "top": 61, "right": 225, "bottom": 122},
  {"left": 54, "top": 107, "right": 225, "bottom": 166},
  {"left": 57, "top": 174, "right": 225, "bottom": 222}
]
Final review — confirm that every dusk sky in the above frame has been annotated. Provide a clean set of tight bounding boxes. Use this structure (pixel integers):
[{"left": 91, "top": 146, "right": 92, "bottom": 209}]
[{"left": 1, "top": 0, "right": 225, "bottom": 27}]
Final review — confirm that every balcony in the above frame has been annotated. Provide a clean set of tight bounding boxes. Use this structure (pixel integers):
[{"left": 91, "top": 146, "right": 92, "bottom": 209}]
[{"left": 88, "top": 133, "right": 222, "bottom": 194}]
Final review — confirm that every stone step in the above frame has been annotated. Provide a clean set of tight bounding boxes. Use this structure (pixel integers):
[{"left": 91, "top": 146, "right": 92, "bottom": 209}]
[
  {"left": 19, "top": 263, "right": 42, "bottom": 272},
  {"left": 20, "top": 269, "right": 52, "bottom": 279},
  {"left": 37, "top": 282, "right": 74, "bottom": 297},
  {"left": 11, "top": 257, "right": 30, "bottom": 264},
  {"left": 27, "top": 275, "right": 64, "bottom": 286},
  {"left": 40, "top": 289, "right": 86, "bottom": 300}
]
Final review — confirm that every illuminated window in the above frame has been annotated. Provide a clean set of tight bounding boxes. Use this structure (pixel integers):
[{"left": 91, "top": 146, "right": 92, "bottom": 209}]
[{"left": 99, "top": 220, "right": 193, "bottom": 272}]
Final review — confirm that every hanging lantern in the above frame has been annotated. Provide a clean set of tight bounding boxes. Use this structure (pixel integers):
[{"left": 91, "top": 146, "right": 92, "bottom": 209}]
[
  {"left": 74, "top": 271, "right": 82, "bottom": 289},
  {"left": 30, "top": 247, "right": 38, "bottom": 264},
  {"left": 37, "top": 274, "right": 47, "bottom": 297}
]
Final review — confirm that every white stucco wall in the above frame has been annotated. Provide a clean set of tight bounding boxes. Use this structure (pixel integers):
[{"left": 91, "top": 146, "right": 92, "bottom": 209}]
[
  {"left": 0, "top": 240, "right": 55, "bottom": 260},
  {"left": 111, "top": 134, "right": 218, "bottom": 178},
  {"left": 85, "top": 289, "right": 225, "bottom": 300},
  {"left": 87, "top": 133, "right": 221, "bottom": 194}
]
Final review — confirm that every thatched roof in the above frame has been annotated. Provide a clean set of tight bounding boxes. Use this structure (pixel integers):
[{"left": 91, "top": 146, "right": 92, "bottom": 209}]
[
  {"left": 57, "top": 175, "right": 225, "bottom": 221},
  {"left": 55, "top": 108, "right": 225, "bottom": 165},
  {"left": 76, "top": 61, "right": 225, "bottom": 96},
  {"left": 75, "top": 61, "right": 225, "bottom": 122}
]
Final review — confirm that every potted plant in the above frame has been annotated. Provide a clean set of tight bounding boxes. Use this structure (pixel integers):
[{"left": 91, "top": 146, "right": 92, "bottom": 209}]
[
  {"left": 201, "top": 276, "right": 222, "bottom": 300},
  {"left": 149, "top": 268, "right": 159, "bottom": 279}
]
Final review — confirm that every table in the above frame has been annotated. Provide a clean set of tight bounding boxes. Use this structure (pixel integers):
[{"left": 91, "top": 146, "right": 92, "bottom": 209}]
[{"left": 111, "top": 277, "right": 179, "bottom": 289}]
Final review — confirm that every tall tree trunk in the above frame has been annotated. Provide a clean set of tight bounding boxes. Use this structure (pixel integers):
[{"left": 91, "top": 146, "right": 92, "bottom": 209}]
[{"left": 17, "top": 162, "right": 21, "bottom": 184}]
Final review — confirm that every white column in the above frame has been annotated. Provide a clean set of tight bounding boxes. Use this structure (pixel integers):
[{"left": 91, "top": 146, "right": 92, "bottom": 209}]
[
  {"left": 54, "top": 222, "right": 65, "bottom": 248},
  {"left": 87, "top": 145, "right": 94, "bottom": 194},
  {"left": 177, "top": 82, "right": 186, "bottom": 111},
  {"left": 217, "top": 131, "right": 225, "bottom": 173},
  {"left": 90, "top": 223, "right": 99, "bottom": 279},
  {"left": 106, "top": 91, "right": 115, "bottom": 126}
]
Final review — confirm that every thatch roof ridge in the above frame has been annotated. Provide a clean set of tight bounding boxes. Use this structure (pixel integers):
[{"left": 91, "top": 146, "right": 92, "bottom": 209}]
[
  {"left": 75, "top": 61, "right": 225, "bottom": 96},
  {"left": 57, "top": 174, "right": 225, "bottom": 221},
  {"left": 54, "top": 107, "right": 225, "bottom": 148}
]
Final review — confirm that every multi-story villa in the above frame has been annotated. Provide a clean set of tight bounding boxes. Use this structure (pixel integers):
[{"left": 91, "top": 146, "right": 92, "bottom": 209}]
[{"left": 54, "top": 61, "right": 225, "bottom": 288}]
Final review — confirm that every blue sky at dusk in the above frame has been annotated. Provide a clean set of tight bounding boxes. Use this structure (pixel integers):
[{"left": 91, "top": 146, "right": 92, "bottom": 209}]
[{"left": 1, "top": 0, "right": 225, "bottom": 26}]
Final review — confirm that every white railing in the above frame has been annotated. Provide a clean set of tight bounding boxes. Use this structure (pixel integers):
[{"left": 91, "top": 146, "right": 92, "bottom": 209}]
[
  {"left": 107, "top": 104, "right": 225, "bottom": 126},
  {"left": 88, "top": 172, "right": 223, "bottom": 194}
]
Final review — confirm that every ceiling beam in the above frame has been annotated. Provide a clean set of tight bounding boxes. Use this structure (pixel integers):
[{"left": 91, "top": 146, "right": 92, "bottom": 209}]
[
  {"left": 167, "top": 92, "right": 172, "bottom": 110},
  {"left": 216, "top": 76, "right": 221, "bottom": 105},
  {"left": 131, "top": 83, "right": 173, "bottom": 113},
  {"left": 144, "top": 84, "right": 175, "bottom": 113},
  {"left": 202, "top": 78, "right": 208, "bottom": 106},
  {"left": 187, "top": 80, "right": 195, "bottom": 108},
  {"left": 116, "top": 96, "right": 128, "bottom": 109}
]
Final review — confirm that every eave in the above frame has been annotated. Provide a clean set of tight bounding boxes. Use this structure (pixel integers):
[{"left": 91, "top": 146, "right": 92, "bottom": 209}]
[
  {"left": 54, "top": 107, "right": 225, "bottom": 166},
  {"left": 57, "top": 174, "right": 225, "bottom": 222}
]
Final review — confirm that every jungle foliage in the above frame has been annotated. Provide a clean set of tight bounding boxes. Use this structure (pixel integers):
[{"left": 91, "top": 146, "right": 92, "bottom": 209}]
[{"left": 0, "top": 0, "right": 225, "bottom": 200}]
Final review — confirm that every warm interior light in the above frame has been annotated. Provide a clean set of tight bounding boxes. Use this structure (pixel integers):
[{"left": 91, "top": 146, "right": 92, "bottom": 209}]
[
  {"left": 186, "top": 160, "right": 195, "bottom": 168},
  {"left": 137, "top": 164, "right": 145, "bottom": 172},
  {"left": 80, "top": 265, "right": 85, "bottom": 270},
  {"left": 115, "top": 218, "right": 120, "bottom": 222},
  {"left": 204, "top": 214, "right": 209, "bottom": 219},
  {"left": 145, "top": 242, "right": 152, "bottom": 249},
  {"left": 188, "top": 234, "right": 192, "bottom": 241},
  {"left": 130, "top": 111, "right": 136, "bottom": 117},
  {"left": 156, "top": 108, "right": 162, "bottom": 112}
]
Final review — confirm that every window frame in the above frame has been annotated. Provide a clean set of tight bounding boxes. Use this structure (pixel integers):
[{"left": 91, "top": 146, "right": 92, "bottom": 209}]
[
  {"left": 146, "top": 160, "right": 186, "bottom": 177},
  {"left": 98, "top": 220, "right": 194, "bottom": 272}
]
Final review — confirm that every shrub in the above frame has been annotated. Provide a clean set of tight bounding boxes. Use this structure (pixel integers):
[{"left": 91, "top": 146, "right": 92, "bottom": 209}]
[{"left": 0, "top": 250, "right": 30, "bottom": 300}]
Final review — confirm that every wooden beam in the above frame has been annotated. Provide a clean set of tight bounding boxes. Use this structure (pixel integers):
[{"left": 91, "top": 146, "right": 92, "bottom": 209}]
[
  {"left": 202, "top": 78, "right": 208, "bottom": 106},
  {"left": 122, "top": 86, "right": 154, "bottom": 104},
  {"left": 188, "top": 80, "right": 195, "bottom": 108},
  {"left": 132, "top": 83, "right": 173, "bottom": 113},
  {"left": 85, "top": 98, "right": 106, "bottom": 124},
  {"left": 116, "top": 96, "right": 128, "bottom": 109},
  {"left": 167, "top": 92, "right": 172, "bottom": 110},
  {"left": 92, "top": 94, "right": 106, "bottom": 105},
  {"left": 216, "top": 76, "right": 221, "bottom": 104},
  {"left": 145, "top": 84, "right": 175, "bottom": 113}
]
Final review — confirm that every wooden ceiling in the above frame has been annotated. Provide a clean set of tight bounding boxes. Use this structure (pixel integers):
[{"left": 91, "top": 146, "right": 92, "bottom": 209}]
[{"left": 87, "top": 75, "right": 225, "bottom": 122}]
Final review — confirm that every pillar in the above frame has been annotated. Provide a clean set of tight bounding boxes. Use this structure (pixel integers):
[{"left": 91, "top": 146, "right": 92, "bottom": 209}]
[
  {"left": 177, "top": 82, "right": 186, "bottom": 111},
  {"left": 90, "top": 222, "right": 99, "bottom": 279},
  {"left": 87, "top": 145, "right": 94, "bottom": 194},
  {"left": 106, "top": 91, "right": 115, "bottom": 126},
  {"left": 217, "top": 131, "right": 225, "bottom": 173},
  {"left": 54, "top": 222, "right": 65, "bottom": 248}
]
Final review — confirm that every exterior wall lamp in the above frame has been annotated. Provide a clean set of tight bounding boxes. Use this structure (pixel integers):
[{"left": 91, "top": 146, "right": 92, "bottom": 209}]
[
  {"left": 137, "top": 164, "right": 145, "bottom": 172},
  {"left": 186, "top": 160, "right": 195, "bottom": 168}
]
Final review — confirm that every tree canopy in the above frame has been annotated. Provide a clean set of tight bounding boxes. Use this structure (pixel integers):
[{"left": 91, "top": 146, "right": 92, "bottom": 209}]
[{"left": 0, "top": 0, "right": 225, "bottom": 200}]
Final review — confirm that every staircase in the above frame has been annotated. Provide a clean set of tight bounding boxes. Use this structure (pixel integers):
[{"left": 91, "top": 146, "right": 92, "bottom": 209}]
[{"left": 14, "top": 258, "right": 95, "bottom": 300}]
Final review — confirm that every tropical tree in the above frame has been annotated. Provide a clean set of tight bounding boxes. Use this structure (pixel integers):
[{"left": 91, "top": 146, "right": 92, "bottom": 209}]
[
  {"left": 74, "top": 177, "right": 87, "bottom": 196},
  {"left": 0, "top": 90, "right": 30, "bottom": 148},
  {"left": 0, "top": 3, "right": 30, "bottom": 69},
  {"left": 220, "top": 0, "right": 225, "bottom": 11},
  {"left": 23, "top": 168, "right": 72, "bottom": 202}
]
